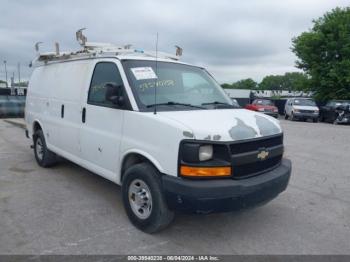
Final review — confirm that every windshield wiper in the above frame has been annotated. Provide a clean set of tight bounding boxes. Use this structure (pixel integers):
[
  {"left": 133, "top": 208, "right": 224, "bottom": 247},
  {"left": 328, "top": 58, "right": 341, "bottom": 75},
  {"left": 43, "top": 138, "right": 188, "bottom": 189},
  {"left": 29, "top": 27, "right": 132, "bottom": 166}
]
[
  {"left": 201, "top": 101, "right": 236, "bottom": 108},
  {"left": 146, "top": 101, "right": 205, "bottom": 109}
]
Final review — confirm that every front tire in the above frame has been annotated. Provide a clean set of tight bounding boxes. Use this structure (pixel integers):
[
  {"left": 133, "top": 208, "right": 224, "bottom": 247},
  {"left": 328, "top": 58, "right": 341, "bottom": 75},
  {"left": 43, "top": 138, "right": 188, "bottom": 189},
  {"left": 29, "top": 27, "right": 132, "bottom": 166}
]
[
  {"left": 33, "top": 130, "right": 57, "bottom": 167},
  {"left": 122, "top": 163, "right": 174, "bottom": 233},
  {"left": 290, "top": 112, "right": 295, "bottom": 121}
]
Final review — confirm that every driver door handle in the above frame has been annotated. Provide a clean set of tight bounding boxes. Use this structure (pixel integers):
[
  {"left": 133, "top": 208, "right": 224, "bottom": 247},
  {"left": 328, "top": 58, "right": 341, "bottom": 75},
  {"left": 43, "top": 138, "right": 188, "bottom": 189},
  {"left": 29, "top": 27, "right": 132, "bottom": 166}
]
[{"left": 82, "top": 107, "right": 86, "bottom": 123}]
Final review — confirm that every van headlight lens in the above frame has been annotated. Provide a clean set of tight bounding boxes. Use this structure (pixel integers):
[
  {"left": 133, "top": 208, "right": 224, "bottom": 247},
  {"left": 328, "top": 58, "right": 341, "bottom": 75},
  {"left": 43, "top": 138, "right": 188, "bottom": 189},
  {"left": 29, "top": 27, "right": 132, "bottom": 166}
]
[{"left": 199, "top": 145, "right": 213, "bottom": 161}]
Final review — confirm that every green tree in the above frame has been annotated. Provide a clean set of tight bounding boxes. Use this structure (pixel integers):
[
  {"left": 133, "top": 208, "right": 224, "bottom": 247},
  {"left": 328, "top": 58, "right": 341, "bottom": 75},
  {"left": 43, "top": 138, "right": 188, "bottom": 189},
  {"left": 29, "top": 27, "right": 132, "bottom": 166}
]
[
  {"left": 222, "top": 78, "right": 257, "bottom": 89},
  {"left": 259, "top": 75, "right": 284, "bottom": 90},
  {"left": 292, "top": 7, "right": 350, "bottom": 100},
  {"left": 259, "top": 73, "right": 310, "bottom": 91},
  {"left": 232, "top": 78, "right": 257, "bottom": 89},
  {"left": 221, "top": 83, "right": 232, "bottom": 89},
  {"left": 13, "top": 81, "right": 29, "bottom": 87},
  {"left": 283, "top": 72, "right": 311, "bottom": 91}
]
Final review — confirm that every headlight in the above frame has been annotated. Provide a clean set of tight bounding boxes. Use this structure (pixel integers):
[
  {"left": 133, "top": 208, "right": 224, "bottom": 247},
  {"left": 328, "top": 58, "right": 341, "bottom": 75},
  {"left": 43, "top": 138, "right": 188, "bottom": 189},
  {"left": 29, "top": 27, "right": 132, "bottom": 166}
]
[
  {"left": 273, "top": 108, "right": 278, "bottom": 112},
  {"left": 258, "top": 108, "right": 265, "bottom": 112},
  {"left": 179, "top": 142, "right": 232, "bottom": 178},
  {"left": 199, "top": 145, "right": 213, "bottom": 161},
  {"left": 181, "top": 143, "right": 214, "bottom": 162},
  {"left": 294, "top": 109, "right": 300, "bottom": 113}
]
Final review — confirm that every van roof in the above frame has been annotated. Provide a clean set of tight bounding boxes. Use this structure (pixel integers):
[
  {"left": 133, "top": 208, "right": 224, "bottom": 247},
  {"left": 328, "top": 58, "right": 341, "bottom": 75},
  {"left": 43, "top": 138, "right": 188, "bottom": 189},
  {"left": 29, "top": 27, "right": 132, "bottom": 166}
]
[{"left": 31, "top": 42, "right": 189, "bottom": 67}]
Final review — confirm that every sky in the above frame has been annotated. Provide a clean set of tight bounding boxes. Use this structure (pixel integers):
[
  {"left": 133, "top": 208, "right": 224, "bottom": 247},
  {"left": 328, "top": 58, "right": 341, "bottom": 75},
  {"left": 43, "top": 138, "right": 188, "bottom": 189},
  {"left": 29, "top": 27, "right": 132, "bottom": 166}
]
[{"left": 0, "top": 0, "right": 349, "bottom": 84}]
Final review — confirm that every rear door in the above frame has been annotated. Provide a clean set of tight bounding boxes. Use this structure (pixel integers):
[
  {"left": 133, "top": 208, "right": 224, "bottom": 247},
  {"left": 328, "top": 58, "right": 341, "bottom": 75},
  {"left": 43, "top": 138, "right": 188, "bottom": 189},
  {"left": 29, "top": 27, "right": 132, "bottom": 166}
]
[
  {"left": 57, "top": 61, "right": 91, "bottom": 158},
  {"left": 79, "top": 60, "right": 130, "bottom": 181}
]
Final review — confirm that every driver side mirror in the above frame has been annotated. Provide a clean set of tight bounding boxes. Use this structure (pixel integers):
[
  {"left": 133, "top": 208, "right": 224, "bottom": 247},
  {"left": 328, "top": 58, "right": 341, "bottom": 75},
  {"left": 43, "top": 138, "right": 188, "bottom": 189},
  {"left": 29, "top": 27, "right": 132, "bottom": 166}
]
[{"left": 105, "top": 83, "right": 125, "bottom": 107}]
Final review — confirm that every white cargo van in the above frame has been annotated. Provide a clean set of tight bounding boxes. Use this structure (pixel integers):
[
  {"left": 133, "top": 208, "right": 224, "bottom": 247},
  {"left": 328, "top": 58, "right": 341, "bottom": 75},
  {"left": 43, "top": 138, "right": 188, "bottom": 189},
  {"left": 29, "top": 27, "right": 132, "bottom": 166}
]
[
  {"left": 284, "top": 98, "right": 319, "bottom": 122},
  {"left": 25, "top": 39, "right": 291, "bottom": 233}
]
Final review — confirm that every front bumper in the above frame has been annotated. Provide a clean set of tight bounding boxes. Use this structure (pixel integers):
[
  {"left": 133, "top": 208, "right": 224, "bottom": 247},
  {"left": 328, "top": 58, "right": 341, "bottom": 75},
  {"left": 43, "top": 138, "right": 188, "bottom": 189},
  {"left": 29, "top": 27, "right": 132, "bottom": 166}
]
[
  {"left": 335, "top": 115, "right": 350, "bottom": 124},
  {"left": 162, "top": 159, "right": 291, "bottom": 213},
  {"left": 294, "top": 112, "right": 318, "bottom": 119}
]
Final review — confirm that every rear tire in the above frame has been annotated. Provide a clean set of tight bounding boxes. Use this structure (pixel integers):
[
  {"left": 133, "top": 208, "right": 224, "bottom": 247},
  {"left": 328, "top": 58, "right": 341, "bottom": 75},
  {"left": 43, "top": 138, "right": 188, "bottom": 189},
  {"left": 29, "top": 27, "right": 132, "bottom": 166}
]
[
  {"left": 122, "top": 163, "right": 174, "bottom": 233},
  {"left": 33, "top": 130, "right": 57, "bottom": 167},
  {"left": 284, "top": 112, "right": 288, "bottom": 120}
]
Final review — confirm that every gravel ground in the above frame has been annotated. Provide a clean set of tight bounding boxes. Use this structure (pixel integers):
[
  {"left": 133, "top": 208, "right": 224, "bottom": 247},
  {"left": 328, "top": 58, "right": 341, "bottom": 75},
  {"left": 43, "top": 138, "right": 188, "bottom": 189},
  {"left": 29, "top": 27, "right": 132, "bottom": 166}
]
[{"left": 0, "top": 118, "right": 349, "bottom": 255}]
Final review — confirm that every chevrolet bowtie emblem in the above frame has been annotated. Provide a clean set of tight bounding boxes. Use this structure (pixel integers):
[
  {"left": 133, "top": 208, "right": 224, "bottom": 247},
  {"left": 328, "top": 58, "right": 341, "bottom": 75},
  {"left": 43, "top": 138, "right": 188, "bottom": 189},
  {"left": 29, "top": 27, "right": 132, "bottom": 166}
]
[{"left": 257, "top": 150, "right": 269, "bottom": 160}]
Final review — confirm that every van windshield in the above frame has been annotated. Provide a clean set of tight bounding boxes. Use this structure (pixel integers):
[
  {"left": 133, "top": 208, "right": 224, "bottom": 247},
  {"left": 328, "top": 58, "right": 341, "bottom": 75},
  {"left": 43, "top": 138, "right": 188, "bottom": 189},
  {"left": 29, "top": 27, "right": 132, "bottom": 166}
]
[
  {"left": 294, "top": 99, "right": 316, "bottom": 106},
  {"left": 122, "top": 60, "right": 235, "bottom": 111}
]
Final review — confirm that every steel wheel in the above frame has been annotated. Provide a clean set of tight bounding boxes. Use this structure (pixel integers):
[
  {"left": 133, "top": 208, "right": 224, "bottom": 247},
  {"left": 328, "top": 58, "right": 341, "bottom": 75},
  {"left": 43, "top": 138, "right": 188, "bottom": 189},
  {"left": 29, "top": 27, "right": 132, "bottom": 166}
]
[{"left": 128, "top": 179, "right": 153, "bottom": 219}]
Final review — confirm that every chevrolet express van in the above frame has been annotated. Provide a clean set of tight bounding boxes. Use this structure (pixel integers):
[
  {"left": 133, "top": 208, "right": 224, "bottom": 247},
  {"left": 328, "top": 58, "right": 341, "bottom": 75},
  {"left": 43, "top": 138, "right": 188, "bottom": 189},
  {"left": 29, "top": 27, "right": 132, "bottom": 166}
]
[{"left": 25, "top": 42, "right": 291, "bottom": 233}]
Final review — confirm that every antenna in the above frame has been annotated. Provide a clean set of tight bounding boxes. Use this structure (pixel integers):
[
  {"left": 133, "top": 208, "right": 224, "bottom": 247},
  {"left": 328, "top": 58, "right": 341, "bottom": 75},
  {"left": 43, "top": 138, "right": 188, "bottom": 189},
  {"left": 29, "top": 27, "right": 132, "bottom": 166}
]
[{"left": 154, "top": 32, "right": 159, "bottom": 115}]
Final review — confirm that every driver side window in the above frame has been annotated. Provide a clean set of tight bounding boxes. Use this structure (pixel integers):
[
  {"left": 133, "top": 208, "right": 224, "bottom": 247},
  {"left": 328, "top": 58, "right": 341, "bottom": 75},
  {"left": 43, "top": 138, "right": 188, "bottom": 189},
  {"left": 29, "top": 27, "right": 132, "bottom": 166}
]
[{"left": 88, "top": 62, "right": 124, "bottom": 107}]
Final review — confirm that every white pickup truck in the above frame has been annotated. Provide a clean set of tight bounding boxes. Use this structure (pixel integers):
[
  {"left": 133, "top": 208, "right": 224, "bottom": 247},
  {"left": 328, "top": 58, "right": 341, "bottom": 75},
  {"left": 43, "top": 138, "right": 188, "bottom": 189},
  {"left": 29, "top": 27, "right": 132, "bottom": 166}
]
[{"left": 25, "top": 40, "right": 291, "bottom": 233}]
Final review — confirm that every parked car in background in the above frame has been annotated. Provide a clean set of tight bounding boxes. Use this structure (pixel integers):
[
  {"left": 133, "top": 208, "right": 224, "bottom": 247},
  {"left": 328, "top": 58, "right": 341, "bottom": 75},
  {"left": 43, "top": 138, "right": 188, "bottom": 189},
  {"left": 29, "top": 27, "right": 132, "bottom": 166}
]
[
  {"left": 245, "top": 99, "right": 278, "bottom": 118},
  {"left": 284, "top": 98, "right": 319, "bottom": 122},
  {"left": 319, "top": 100, "right": 350, "bottom": 125}
]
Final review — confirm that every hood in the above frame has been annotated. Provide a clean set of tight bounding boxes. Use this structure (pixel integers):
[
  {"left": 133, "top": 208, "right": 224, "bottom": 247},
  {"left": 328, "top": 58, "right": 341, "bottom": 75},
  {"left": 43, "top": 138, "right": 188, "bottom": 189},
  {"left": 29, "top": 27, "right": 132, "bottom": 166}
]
[
  {"left": 293, "top": 105, "right": 319, "bottom": 110},
  {"left": 158, "top": 109, "right": 282, "bottom": 142}
]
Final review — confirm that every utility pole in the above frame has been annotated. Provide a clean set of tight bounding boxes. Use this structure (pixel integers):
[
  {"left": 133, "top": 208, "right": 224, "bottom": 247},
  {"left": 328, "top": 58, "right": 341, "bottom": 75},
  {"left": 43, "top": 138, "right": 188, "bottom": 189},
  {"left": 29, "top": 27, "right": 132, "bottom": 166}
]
[
  {"left": 11, "top": 72, "right": 15, "bottom": 95},
  {"left": 17, "top": 62, "right": 21, "bottom": 85},
  {"left": 3, "top": 60, "right": 8, "bottom": 87},
  {"left": 11, "top": 72, "right": 14, "bottom": 86}
]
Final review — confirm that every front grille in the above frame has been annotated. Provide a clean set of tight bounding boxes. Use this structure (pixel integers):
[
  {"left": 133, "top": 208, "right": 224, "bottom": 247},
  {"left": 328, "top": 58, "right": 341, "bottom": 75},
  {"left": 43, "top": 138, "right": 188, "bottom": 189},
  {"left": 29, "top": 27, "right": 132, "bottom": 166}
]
[
  {"left": 234, "top": 155, "right": 282, "bottom": 178},
  {"left": 230, "top": 134, "right": 283, "bottom": 155},
  {"left": 299, "top": 110, "right": 314, "bottom": 113},
  {"left": 230, "top": 134, "right": 284, "bottom": 179}
]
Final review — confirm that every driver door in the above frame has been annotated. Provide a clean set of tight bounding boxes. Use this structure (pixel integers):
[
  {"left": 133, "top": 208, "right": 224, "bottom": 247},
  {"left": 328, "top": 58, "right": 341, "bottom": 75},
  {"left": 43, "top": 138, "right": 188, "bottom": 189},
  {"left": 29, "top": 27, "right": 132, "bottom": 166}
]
[{"left": 79, "top": 60, "right": 128, "bottom": 181}]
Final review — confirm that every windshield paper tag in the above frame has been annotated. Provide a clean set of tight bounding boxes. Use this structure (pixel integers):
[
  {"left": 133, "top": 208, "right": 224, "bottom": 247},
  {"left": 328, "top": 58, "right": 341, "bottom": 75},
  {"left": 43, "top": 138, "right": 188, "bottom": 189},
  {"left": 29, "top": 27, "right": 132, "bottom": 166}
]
[{"left": 131, "top": 67, "right": 158, "bottom": 80}]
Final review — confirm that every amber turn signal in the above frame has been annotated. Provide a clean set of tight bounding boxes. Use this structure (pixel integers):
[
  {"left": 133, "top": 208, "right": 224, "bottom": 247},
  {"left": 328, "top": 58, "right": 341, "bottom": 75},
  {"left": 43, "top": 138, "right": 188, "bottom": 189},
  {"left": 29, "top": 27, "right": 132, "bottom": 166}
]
[{"left": 180, "top": 165, "right": 231, "bottom": 177}]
